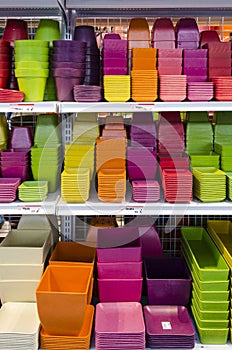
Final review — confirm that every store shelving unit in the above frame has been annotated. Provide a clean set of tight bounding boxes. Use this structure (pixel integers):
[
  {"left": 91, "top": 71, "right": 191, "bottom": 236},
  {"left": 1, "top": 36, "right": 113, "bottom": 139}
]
[{"left": 0, "top": 1, "right": 232, "bottom": 349}]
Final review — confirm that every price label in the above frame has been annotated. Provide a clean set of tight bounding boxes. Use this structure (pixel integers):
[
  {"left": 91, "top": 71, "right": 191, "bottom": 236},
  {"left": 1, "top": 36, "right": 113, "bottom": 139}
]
[
  {"left": 135, "top": 103, "right": 155, "bottom": 111},
  {"left": 121, "top": 206, "right": 144, "bottom": 215},
  {"left": 10, "top": 103, "right": 35, "bottom": 112},
  {"left": 17, "top": 205, "right": 42, "bottom": 214},
  {"left": 161, "top": 322, "right": 172, "bottom": 330}
]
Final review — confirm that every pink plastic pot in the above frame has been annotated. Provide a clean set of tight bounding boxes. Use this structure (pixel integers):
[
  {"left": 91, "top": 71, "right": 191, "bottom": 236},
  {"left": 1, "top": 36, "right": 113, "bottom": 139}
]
[
  {"left": 98, "top": 278, "right": 143, "bottom": 302},
  {"left": 97, "top": 261, "right": 142, "bottom": 279}
]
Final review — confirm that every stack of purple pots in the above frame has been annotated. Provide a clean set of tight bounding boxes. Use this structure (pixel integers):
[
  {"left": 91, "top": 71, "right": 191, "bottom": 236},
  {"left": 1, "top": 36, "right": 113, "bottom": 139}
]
[
  {"left": 74, "top": 25, "right": 100, "bottom": 86},
  {"left": 52, "top": 40, "right": 86, "bottom": 101}
]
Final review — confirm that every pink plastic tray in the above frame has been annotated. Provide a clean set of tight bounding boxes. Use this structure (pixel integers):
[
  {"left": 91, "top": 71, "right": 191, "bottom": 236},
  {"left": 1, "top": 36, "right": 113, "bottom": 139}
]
[{"left": 95, "top": 302, "right": 145, "bottom": 334}]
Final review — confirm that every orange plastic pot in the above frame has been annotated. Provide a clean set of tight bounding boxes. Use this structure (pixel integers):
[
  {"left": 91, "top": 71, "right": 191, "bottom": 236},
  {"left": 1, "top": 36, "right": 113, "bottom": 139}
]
[
  {"left": 49, "top": 241, "right": 96, "bottom": 266},
  {"left": 36, "top": 264, "right": 93, "bottom": 336}
]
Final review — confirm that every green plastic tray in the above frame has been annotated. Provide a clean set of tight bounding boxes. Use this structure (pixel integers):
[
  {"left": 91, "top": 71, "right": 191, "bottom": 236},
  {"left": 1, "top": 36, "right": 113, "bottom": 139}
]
[
  {"left": 190, "top": 153, "right": 220, "bottom": 168},
  {"left": 192, "top": 303, "right": 229, "bottom": 330},
  {"left": 192, "top": 290, "right": 229, "bottom": 312},
  {"left": 192, "top": 307, "right": 229, "bottom": 344},
  {"left": 193, "top": 281, "right": 229, "bottom": 301},
  {"left": 207, "top": 220, "right": 232, "bottom": 268},
  {"left": 191, "top": 298, "right": 229, "bottom": 321},
  {"left": 181, "top": 245, "right": 229, "bottom": 291},
  {"left": 181, "top": 227, "right": 230, "bottom": 281}
]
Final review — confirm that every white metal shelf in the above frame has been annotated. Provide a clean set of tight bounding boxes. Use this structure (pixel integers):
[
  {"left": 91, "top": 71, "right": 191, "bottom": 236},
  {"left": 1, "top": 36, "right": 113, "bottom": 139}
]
[
  {"left": 0, "top": 102, "right": 58, "bottom": 114},
  {"left": 66, "top": 0, "right": 232, "bottom": 17},
  {"left": 1, "top": 101, "right": 232, "bottom": 114},
  {"left": 56, "top": 188, "right": 232, "bottom": 216},
  {"left": 0, "top": 191, "right": 60, "bottom": 215},
  {"left": 58, "top": 101, "right": 232, "bottom": 113}
]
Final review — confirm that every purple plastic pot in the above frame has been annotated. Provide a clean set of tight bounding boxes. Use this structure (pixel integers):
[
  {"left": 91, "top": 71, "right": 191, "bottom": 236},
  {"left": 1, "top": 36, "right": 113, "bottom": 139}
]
[
  {"left": 183, "top": 57, "right": 207, "bottom": 67},
  {"left": 53, "top": 67, "right": 85, "bottom": 77},
  {"left": 183, "top": 49, "right": 207, "bottom": 58},
  {"left": 55, "top": 76, "right": 83, "bottom": 101},
  {"left": 177, "top": 41, "right": 199, "bottom": 50},
  {"left": 176, "top": 18, "right": 200, "bottom": 41},
  {"left": 52, "top": 46, "right": 86, "bottom": 55},
  {"left": 84, "top": 77, "right": 100, "bottom": 85},
  {"left": 53, "top": 40, "right": 86, "bottom": 49},
  {"left": 74, "top": 25, "right": 98, "bottom": 48},
  {"left": 52, "top": 53, "right": 86, "bottom": 63},
  {"left": 10, "top": 126, "right": 32, "bottom": 150},
  {"left": 144, "top": 256, "right": 192, "bottom": 306},
  {"left": 98, "top": 278, "right": 143, "bottom": 302},
  {"left": 52, "top": 61, "right": 86, "bottom": 69},
  {"left": 85, "top": 55, "right": 100, "bottom": 63}
]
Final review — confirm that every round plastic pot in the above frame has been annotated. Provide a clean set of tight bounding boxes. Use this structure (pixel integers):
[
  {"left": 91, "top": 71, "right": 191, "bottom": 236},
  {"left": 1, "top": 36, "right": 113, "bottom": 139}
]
[
  {"left": 55, "top": 76, "right": 83, "bottom": 102},
  {"left": 14, "top": 40, "right": 49, "bottom": 48},
  {"left": 17, "top": 76, "right": 48, "bottom": 102},
  {"left": 15, "top": 68, "right": 49, "bottom": 78},
  {"left": 15, "top": 61, "right": 49, "bottom": 69},
  {"left": 14, "top": 52, "right": 48, "bottom": 62}
]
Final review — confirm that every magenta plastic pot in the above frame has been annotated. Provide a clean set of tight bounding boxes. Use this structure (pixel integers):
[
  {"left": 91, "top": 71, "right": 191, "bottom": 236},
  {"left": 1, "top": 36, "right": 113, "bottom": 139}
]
[
  {"left": 3, "top": 19, "right": 28, "bottom": 43},
  {"left": 144, "top": 256, "right": 192, "bottom": 306},
  {"left": 10, "top": 127, "right": 32, "bottom": 150},
  {"left": 97, "top": 261, "right": 142, "bottom": 279},
  {"left": 1, "top": 164, "right": 29, "bottom": 181},
  {"left": 0, "top": 40, "right": 11, "bottom": 48},
  {"left": 98, "top": 278, "right": 143, "bottom": 302},
  {"left": 152, "top": 18, "right": 175, "bottom": 41},
  {"left": 97, "top": 245, "right": 141, "bottom": 263},
  {"left": 1, "top": 150, "right": 29, "bottom": 160}
]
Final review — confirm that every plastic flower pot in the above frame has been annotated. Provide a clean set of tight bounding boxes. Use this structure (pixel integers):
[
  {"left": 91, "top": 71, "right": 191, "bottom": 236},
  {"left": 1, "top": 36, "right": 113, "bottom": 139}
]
[
  {"left": 14, "top": 46, "right": 49, "bottom": 55},
  {"left": 3, "top": 19, "right": 28, "bottom": 42},
  {"left": 14, "top": 53, "right": 48, "bottom": 62},
  {"left": 15, "top": 60, "right": 49, "bottom": 69},
  {"left": 98, "top": 277, "right": 143, "bottom": 302},
  {"left": 14, "top": 40, "right": 49, "bottom": 48},
  {"left": 17, "top": 76, "right": 48, "bottom": 101},
  {"left": 0, "top": 228, "right": 51, "bottom": 264},
  {"left": 49, "top": 241, "right": 96, "bottom": 266},
  {"left": 54, "top": 76, "right": 83, "bottom": 101},
  {"left": 10, "top": 126, "right": 32, "bottom": 150},
  {"left": 35, "top": 19, "right": 60, "bottom": 42},
  {"left": 0, "top": 279, "right": 39, "bottom": 303},
  {"left": 36, "top": 264, "right": 93, "bottom": 336},
  {"left": 15, "top": 68, "right": 49, "bottom": 77},
  {"left": 144, "top": 256, "right": 192, "bottom": 305}
]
